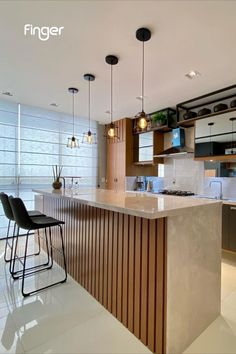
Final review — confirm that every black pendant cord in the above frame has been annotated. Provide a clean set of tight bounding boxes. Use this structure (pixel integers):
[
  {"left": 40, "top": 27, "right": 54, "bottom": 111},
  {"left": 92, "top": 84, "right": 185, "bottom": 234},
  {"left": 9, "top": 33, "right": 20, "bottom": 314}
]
[
  {"left": 72, "top": 92, "right": 75, "bottom": 137},
  {"left": 142, "top": 40, "right": 145, "bottom": 112},
  {"left": 111, "top": 64, "right": 113, "bottom": 124},
  {"left": 88, "top": 79, "right": 91, "bottom": 131}
]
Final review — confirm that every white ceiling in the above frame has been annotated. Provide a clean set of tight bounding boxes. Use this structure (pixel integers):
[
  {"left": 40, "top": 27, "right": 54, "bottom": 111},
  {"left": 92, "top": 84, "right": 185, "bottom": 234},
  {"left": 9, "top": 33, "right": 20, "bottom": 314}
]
[{"left": 0, "top": 0, "right": 236, "bottom": 124}]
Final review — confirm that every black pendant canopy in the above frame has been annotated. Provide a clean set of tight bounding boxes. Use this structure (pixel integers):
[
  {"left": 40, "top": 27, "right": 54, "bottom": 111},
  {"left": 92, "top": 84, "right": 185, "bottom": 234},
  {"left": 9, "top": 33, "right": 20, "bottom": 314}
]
[
  {"left": 68, "top": 87, "right": 79, "bottom": 94},
  {"left": 105, "top": 55, "right": 119, "bottom": 66},
  {"left": 136, "top": 27, "right": 151, "bottom": 42},
  {"left": 105, "top": 55, "right": 119, "bottom": 139},
  {"left": 82, "top": 73, "right": 97, "bottom": 144},
  {"left": 83, "top": 74, "right": 95, "bottom": 82},
  {"left": 135, "top": 27, "right": 152, "bottom": 130}
]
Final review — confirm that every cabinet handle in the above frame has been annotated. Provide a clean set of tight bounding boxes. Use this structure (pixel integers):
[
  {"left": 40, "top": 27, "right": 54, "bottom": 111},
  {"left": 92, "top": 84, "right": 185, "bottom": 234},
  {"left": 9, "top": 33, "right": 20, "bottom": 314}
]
[{"left": 230, "top": 207, "right": 236, "bottom": 210}]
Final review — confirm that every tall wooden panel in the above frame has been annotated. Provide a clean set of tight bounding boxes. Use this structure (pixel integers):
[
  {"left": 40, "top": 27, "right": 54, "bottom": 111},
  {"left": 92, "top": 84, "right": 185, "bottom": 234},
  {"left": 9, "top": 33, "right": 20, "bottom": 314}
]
[{"left": 39, "top": 196, "right": 166, "bottom": 354}]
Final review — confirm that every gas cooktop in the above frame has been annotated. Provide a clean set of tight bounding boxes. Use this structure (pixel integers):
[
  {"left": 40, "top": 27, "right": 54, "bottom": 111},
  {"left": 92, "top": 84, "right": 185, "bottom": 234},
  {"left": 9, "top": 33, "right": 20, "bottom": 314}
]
[{"left": 159, "top": 189, "right": 195, "bottom": 197}]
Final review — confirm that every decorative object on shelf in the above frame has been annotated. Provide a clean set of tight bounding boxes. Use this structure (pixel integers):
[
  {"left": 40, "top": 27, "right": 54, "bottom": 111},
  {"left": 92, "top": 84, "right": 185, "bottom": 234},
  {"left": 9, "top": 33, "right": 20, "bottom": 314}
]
[
  {"left": 52, "top": 165, "right": 62, "bottom": 189},
  {"left": 151, "top": 111, "right": 167, "bottom": 127},
  {"left": 213, "top": 103, "right": 228, "bottom": 112},
  {"left": 183, "top": 111, "right": 197, "bottom": 120},
  {"left": 230, "top": 99, "right": 236, "bottom": 108},
  {"left": 67, "top": 87, "right": 79, "bottom": 148},
  {"left": 82, "top": 74, "right": 97, "bottom": 144},
  {"left": 105, "top": 55, "right": 119, "bottom": 139},
  {"left": 177, "top": 85, "right": 236, "bottom": 128},
  {"left": 135, "top": 27, "right": 151, "bottom": 130},
  {"left": 198, "top": 108, "right": 211, "bottom": 116}
]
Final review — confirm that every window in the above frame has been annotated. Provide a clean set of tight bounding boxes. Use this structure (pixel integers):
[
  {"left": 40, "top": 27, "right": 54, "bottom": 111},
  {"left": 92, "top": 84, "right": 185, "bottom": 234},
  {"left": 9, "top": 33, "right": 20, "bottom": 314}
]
[{"left": 0, "top": 100, "right": 98, "bottom": 238}]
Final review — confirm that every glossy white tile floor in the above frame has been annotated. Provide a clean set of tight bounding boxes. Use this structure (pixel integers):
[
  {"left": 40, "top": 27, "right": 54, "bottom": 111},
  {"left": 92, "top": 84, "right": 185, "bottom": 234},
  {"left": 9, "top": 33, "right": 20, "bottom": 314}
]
[
  {"left": 184, "top": 250, "right": 236, "bottom": 354},
  {"left": 0, "top": 238, "right": 151, "bottom": 354},
  {"left": 0, "top": 239, "right": 236, "bottom": 354}
]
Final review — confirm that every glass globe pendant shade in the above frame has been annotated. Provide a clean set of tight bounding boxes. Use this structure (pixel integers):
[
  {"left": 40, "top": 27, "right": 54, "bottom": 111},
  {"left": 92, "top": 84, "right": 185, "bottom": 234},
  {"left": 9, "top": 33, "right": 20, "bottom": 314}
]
[{"left": 67, "top": 136, "right": 79, "bottom": 148}]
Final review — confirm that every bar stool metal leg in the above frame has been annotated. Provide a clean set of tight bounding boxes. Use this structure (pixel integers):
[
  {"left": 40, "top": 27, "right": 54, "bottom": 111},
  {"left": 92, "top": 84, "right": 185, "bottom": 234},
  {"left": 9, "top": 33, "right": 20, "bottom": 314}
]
[
  {"left": 10, "top": 227, "right": 51, "bottom": 279},
  {"left": 4, "top": 220, "right": 11, "bottom": 262},
  {"left": 21, "top": 225, "right": 67, "bottom": 297}
]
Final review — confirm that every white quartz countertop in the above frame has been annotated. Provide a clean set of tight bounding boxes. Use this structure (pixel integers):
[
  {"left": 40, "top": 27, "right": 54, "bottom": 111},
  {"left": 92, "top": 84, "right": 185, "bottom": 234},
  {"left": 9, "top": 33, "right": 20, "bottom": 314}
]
[{"left": 33, "top": 188, "right": 221, "bottom": 219}]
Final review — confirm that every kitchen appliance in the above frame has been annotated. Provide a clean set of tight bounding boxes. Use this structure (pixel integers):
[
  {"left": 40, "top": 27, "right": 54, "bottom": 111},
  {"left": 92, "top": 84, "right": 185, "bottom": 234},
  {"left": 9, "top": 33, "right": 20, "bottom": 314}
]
[
  {"left": 135, "top": 176, "right": 146, "bottom": 191},
  {"left": 195, "top": 142, "right": 224, "bottom": 157},
  {"left": 146, "top": 180, "right": 153, "bottom": 192},
  {"left": 158, "top": 189, "right": 195, "bottom": 197},
  {"left": 154, "top": 128, "right": 194, "bottom": 157}
]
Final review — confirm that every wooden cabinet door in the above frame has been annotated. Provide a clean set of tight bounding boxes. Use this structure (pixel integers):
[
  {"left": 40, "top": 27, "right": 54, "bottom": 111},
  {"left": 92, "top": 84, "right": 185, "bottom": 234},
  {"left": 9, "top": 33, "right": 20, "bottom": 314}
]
[{"left": 229, "top": 205, "right": 236, "bottom": 251}]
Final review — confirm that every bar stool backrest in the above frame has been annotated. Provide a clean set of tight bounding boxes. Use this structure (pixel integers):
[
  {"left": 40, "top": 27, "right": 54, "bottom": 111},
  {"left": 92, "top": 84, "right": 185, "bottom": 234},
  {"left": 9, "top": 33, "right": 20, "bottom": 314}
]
[
  {"left": 9, "top": 197, "right": 36, "bottom": 230},
  {"left": 0, "top": 192, "right": 14, "bottom": 221}
]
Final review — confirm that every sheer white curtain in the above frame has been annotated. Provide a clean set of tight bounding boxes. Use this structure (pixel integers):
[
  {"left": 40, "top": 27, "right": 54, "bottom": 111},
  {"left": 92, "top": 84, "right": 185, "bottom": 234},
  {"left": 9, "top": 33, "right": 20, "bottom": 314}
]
[{"left": 0, "top": 99, "right": 98, "bottom": 238}]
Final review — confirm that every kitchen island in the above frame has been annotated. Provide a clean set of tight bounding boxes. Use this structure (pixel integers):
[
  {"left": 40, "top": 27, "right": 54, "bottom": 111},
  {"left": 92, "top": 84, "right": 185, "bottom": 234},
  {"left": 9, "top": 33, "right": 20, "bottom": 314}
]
[{"left": 34, "top": 188, "right": 222, "bottom": 354}]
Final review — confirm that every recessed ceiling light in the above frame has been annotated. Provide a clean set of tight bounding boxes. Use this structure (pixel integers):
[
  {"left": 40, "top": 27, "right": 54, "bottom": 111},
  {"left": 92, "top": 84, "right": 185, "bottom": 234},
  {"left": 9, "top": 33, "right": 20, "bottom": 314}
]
[
  {"left": 50, "top": 103, "right": 59, "bottom": 107},
  {"left": 2, "top": 91, "right": 13, "bottom": 96},
  {"left": 185, "top": 70, "right": 201, "bottom": 79}
]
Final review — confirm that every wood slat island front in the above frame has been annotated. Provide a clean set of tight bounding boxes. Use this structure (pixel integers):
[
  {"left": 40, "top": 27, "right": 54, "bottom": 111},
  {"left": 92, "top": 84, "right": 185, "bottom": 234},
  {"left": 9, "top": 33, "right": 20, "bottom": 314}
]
[{"left": 34, "top": 189, "right": 222, "bottom": 354}]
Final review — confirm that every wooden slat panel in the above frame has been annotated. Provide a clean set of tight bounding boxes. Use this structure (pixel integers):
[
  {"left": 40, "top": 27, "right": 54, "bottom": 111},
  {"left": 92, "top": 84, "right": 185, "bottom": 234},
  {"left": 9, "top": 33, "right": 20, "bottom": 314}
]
[
  {"left": 155, "top": 218, "right": 165, "bottom": 354},
  {"left": 140, "top": 218, "right": 149, "bottom": 345},
  {"left": 134, "top": 217, "right": 141, "bottom": 339},
  {"left": 95, "top": 208, "right": 100, "bottom": 301},
  {"left": 103, "top": 210, "right": 109, "bottom": 308},
  {"left": 99, "top": 208, "right": 105, "bottom": 304},
  {"left": 107, "top": 211, "right": 113, "bottom": 312},
  {"left": 112, "top": 212, "right": 118, "bottom": 316},
  {"left": 128, "top": 215, "right": 135, "bottom": 332},
  {"left": 117, "top": 213, "right": 124, "bottom": 322},
  {"left": 148, "top": 219, "right": 156, "bottom": 352},
  {"left": 122, "top": 214, "right": 129, "bottom": 326},
  {"left": 39, "top": 196, "right": 166, "bottom": 354}
]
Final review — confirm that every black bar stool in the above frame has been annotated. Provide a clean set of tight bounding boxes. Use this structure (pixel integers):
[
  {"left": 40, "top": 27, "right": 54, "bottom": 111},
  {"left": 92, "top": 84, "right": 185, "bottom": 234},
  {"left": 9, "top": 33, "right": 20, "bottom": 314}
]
[
  {"left": 0, "top": 192, "right": 45, "bottom": 263},
  {"left": 9, "top": 197, "right": 67, "bottom": 297}
]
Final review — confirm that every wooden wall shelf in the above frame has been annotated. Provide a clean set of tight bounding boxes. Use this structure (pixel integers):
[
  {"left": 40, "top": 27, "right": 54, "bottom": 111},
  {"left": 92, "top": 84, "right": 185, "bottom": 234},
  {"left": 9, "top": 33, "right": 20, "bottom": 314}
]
[
  {"left": 178, "top": 107, "right": 236, "bottom": 128},
  {"left": 133, "top": 125, "right": 172, "bottom": 134},
  {"left": 134, "top": 161, "right": 154, "bottom": 166},
  {"left": 194, "top": 154, "right": 236, "bottom": 162}
]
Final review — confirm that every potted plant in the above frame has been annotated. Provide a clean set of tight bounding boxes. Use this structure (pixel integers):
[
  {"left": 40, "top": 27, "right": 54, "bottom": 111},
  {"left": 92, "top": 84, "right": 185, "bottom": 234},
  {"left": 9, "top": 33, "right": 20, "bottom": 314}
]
[
  {"left": 52, "top": 165, "right": 63, "bottom": 189},
  {"left": 151, "top": 111, "right": 167, "bottom": 127}
]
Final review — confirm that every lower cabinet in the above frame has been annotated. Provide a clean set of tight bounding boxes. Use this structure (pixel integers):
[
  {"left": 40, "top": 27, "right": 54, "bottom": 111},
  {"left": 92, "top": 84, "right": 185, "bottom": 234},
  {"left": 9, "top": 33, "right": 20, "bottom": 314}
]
[{"left": 222, "top": 204, "right": 236, "bottom": 252}]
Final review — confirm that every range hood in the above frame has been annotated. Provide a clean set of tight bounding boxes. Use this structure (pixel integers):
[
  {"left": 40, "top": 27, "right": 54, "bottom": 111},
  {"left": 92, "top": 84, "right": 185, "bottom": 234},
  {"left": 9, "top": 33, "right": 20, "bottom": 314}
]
[{"left": 154, "top": 128, "right": 194, "bottom": 158}]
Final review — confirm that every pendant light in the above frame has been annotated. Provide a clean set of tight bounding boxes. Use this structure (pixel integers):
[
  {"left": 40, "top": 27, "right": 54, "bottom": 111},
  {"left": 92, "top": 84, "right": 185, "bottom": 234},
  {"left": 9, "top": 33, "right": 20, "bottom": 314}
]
[
  {"left": 229, "top": 117, "right": 236, "bottom": 154},
  {"left": 135, "top": 27, "right": 151, "bottom": 130},
  {"left": 67, "top": 87, "right": 79, "bottom": 148},
  {"left": 82, "top": 73, "right": 97, "bottom": 144},
  {"left": 105, "top": 55, "right": 119, "bottom": 139}
]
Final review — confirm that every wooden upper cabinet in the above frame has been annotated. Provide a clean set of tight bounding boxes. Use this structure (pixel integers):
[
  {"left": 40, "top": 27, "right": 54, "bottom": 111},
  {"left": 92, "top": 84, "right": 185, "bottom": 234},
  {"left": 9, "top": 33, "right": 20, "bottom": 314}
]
[{"left": 106, "top": 118, "right": 164, "bottom": 191}]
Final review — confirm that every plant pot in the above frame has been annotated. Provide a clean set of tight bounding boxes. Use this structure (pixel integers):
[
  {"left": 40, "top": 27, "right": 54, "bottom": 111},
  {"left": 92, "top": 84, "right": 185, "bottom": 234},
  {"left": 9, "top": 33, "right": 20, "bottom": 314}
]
[
  {"left": 156, "top": 121, "right": 165, "bottom": 127},
  {"left": 52, "top": 179, "right": 62, "bottom": 190}
]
